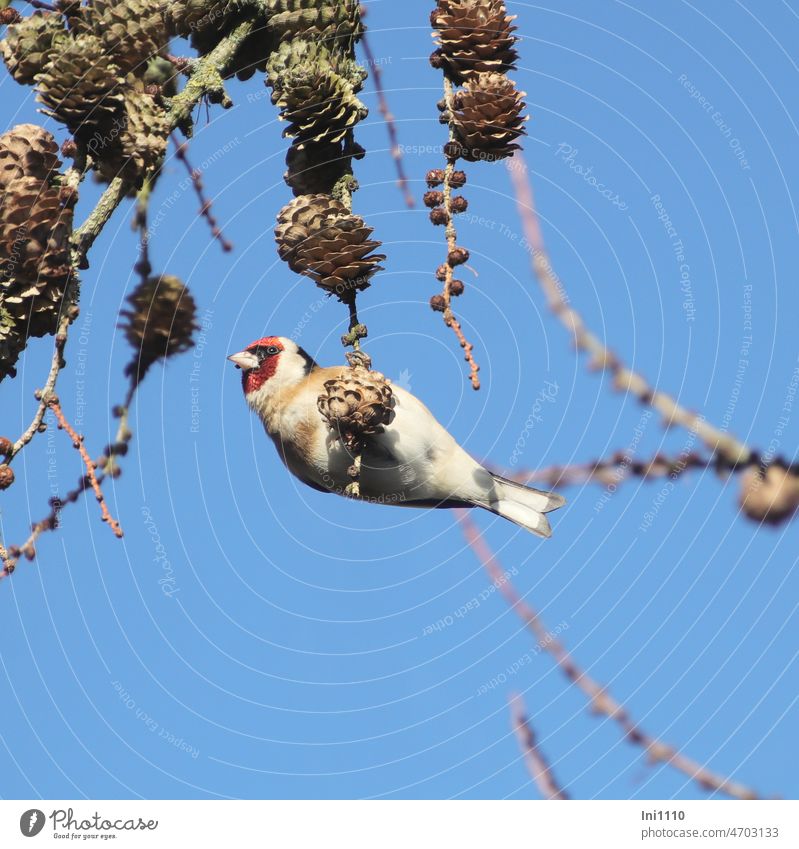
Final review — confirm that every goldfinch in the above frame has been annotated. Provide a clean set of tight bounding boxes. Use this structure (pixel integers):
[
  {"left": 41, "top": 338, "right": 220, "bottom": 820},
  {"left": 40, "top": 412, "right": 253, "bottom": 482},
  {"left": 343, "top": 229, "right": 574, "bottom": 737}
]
[{"left": 229, "top": 336, "right": 565, "bottom": 537}]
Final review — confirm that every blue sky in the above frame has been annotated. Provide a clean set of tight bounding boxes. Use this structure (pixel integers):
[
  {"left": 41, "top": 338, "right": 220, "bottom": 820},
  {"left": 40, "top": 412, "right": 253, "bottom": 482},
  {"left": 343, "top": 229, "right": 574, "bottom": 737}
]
[{"left": 1, "top": 0, "right": 797, "bottom": 800}]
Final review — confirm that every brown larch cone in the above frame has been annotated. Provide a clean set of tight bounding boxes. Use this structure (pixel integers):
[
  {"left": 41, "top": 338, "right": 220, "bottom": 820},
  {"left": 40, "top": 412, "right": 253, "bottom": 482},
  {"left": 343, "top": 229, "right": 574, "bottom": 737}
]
[
  {"left": 739, "top": 465, "right": 799, "bottom": 524},
  {"left": 317, "top": 368, "right": 394, "bottom": 443},
  {"left": 0, "top": 124, "right": 74, "bottom": 381},
  {"left": 275, "top": 193, "right": 347, "bottom": 260},
  {"left": 36, "top": 34, "right": 126, "bottom": 139},
  {"left": 449, "top": 71, "right": 527, "bottom": 161},
  {"left": 0, "top": 11, "right": 69, "bottom": 86},
  {"left": 0, "top": 124, "right": 62, "bottom": 188},
  {"left": 1, "top": 169, "right": 74, "bottom": 286},
  {"left": 0, "top": 175, "right": 74, "bottom": 286},
  {"left": 431, "top": 0, "right": 518, "bottom": 84},
  {"left": 88, "top": 0, "right": 168, "bottom": 75},
  {"left": 275, "top": 194, "right": 385, "bottom": 297},
  {"left": 119, "top": 275, "right": 199, "bottom": 379}
]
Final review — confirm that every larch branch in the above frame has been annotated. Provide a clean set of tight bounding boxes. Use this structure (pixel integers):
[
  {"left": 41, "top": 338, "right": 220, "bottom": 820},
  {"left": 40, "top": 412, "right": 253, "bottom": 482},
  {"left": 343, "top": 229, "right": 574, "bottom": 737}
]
[
  {"left": 510, "top": 692, "right": 570, "bottom": 799},
  {"left": 507, "top": 152, "right": 752, "bottom": 468},
  {"left": 359, "top": 13, "right": 414, "bottom": 209},
  {"left": 47, "top": 400, "right": 123, "bottom": 539},
  {"left": 458, "top": 512, "right": 761, "bottom": 800}
]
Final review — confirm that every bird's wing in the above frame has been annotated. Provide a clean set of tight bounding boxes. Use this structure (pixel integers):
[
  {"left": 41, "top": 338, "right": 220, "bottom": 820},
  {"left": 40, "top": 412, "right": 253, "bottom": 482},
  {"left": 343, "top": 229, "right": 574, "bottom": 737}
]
[{"left": 361, "top": 384, "right": 491, "bottom": 503}]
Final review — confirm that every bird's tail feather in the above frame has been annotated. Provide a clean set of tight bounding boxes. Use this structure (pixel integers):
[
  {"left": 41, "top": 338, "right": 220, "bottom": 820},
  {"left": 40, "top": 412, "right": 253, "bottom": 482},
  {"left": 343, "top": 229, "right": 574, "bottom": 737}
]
[{"left": 482, "top": 474, "right": 566, "bottom": 538}]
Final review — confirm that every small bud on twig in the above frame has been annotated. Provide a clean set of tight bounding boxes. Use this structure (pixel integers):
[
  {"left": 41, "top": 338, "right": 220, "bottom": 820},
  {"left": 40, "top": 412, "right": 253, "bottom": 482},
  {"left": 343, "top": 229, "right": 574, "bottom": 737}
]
[
  {"left": 448, "top": 247, "right": 470, "bottom": 266},
  {"left": 426, "top": 169, "right": 446, "bottom": 187},
  {"left": 424, "top": 190, "right": 445, "bottom": 208},
  {"left": 0, "top": 465, "right": 14, "bottom": 490}
]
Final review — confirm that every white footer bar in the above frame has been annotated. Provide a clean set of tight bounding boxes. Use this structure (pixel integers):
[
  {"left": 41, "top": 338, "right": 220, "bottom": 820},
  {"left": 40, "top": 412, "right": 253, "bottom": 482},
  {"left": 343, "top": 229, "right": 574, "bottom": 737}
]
[{"left": 1, "top": 800, "right": 795, "bottom": 847}]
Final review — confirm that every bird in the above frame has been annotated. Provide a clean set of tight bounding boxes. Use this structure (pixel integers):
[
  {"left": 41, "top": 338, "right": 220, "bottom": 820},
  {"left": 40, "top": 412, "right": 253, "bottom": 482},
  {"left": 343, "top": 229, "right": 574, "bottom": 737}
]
[{"left": 228, "top": 336, "right": 565, "bottom": 537}]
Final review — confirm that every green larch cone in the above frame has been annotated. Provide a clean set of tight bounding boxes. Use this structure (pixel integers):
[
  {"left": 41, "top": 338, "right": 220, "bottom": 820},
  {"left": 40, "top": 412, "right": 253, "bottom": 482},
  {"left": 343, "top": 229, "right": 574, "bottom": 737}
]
[
  {"left": 88, "top": 0, "right": 168, "bottom": 75},
  {"left": 94, "top": 80, "right": 169, "bottom": 186},
  {"left": 0, "top": 11, "right": 69, "bottom": 85},
  {"left": 143, "top": 55, "right": 179, "bottom": 97},
  {"left": 36, "top": 34, "right": 126, "bottom": 139},
  {"left": 163, "top": 0, "right": 241, "bottom": 38},
  {"left": 267, "top": 0, "right": 362, "bottom": 49},
  {"left": 266, "top": 40, "right": 367, "bottom": 145}
]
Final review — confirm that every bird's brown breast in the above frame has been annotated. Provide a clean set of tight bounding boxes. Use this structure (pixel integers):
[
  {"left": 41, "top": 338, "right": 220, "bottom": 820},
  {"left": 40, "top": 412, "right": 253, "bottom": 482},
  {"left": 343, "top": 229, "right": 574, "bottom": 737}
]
[{"left": 263, "top": 367, "right": 349, "bottom": 481}]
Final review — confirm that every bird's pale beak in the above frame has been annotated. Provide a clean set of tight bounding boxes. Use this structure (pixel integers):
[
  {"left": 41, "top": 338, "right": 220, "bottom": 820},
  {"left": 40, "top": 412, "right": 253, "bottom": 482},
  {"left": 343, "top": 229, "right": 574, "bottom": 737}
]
[{"left": 227, "top": 350, "right": 260, "bottom": 370}]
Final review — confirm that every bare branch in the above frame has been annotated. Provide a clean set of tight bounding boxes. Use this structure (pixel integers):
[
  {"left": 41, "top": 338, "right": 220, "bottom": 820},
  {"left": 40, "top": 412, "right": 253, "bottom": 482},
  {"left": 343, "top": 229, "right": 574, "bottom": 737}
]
[
  {"left": 171, "top": 135, "right": 233, "bottom": 253},
  {"left": 359, "top": 11, "right": 414, "bottom": 209},
  {"left": 1, "top": 387, "right": 135, "bottom": 580},
  {"left": 8, "top": 310, "right": 72, "bottom": 462},
  {"left": 497, "top": 450, "right": 715, "bottom": 490},
  {"left": 458, "top": 512, "right": 762, "bottom": 800},
  {"left": 509, "top": 692, "right": 570, "bottom": 799},
  {"left": 507, "top": 152, "right": 752, "bottom": 468},
  {"left": 48, "top": 399, "right": 123, "bottom": 539}
]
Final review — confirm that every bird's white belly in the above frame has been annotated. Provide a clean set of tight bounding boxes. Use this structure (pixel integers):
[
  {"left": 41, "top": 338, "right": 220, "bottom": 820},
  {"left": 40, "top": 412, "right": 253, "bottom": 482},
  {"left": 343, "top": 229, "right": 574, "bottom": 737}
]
[{"left": 274, "top": 387, "right": 473, "bottom": 504}]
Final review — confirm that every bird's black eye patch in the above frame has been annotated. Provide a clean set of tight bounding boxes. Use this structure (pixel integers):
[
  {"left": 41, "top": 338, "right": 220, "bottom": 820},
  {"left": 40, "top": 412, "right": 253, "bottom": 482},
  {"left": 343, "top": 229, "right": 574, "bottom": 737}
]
[{"left": 249, "top": 344, "right": 281, "bottom": 361}]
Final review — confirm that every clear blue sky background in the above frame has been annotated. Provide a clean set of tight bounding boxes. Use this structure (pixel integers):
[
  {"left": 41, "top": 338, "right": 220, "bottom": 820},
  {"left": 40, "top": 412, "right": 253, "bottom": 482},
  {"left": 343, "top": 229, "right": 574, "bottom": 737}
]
[{"left": 1, "top": 0, "right": 797, "bottom": 800}]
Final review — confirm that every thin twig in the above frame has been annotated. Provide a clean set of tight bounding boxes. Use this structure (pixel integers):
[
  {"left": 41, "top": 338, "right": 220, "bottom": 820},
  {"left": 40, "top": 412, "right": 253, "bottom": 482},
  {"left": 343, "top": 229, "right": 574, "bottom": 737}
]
[
  {"left": 509, "top": 692, "right": 570, "bottom": 799},
  {"left": 358, "top": 11, "right": 414, "bottom": 209},
  {"left": 7, "top": 312, "right": 71, "bottom": 462},
  {"left": 499, "top": 450, "right": 716, "bottom": 490},
  {"left": 171, "top": 135, "right": 233, "bottom": 252},
  {"left": 1, "top": 388, "right": 136, "bottom": 580},
  {"left": 48, "top": 399, "right": 123, "bottom": 539},
  {"left": 458, "top": 512, "right": 761, "bottom": 800},
  {"left": 341, "top": 291, "right": 368, "bottom": 355},
  {"left": 440, "top": 79, "right": 480, "bottom": 390},
  {"left": 507, "top": 151, "right": 751, "bottom": 467},
  {"left": 134, "top": 177, "right": 153, "bottom": 284}
]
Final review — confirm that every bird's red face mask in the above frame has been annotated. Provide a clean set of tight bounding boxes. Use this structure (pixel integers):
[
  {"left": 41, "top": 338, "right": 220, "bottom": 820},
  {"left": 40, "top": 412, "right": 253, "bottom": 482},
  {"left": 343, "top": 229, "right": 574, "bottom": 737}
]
[{"left": 228, "top": 337, "right": 284, "bottom": 395}]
